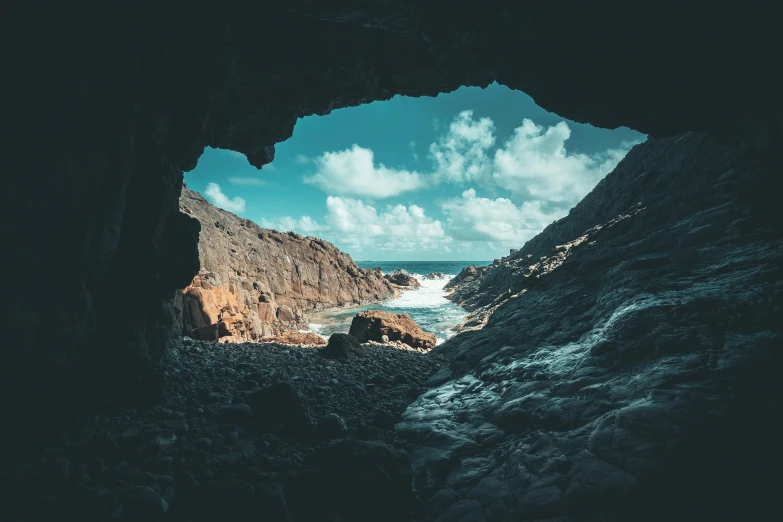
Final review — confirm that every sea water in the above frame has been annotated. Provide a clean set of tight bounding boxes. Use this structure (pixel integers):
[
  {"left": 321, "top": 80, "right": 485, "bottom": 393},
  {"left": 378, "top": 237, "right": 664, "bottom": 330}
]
[{"left": 308, "top": 261, "right": 491, "bottom": 345}]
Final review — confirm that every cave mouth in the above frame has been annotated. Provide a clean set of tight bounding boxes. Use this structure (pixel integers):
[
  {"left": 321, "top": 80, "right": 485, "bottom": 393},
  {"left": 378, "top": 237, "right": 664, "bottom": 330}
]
[
  {"left": 176, "top": 83, "right": 645, "bottom": 350},
  {"left": 1, "top": 3, "right": 782, "bottom": 521}
]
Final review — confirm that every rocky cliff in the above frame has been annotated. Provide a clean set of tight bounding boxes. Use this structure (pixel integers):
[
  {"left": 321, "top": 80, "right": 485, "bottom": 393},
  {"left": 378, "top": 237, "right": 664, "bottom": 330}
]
[
  {"left": 399, "top": 132, "right": 783, "bottom": 521},
  {"left": 177, "top": 187, "right": 398, "bottom": 342}
]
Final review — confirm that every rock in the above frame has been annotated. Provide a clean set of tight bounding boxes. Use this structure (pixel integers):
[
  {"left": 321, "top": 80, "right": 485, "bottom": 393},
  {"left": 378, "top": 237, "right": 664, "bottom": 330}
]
[
  {"left": 169, "top": 480, "right": 255, "bottom": 522},
  {"left": 384, "top": 269, "right": 421, "bottom": 288},
  {"left": 381, "top": 334, "right": 390, "bottom": 343},
  {"left": 255, "top": 483, "right": 293, "bottom": 522},
  {"left": 246, "top": 383, "right": 312, "bottom": 439},
  {"left": 218, "top": 403, "right": 254, "bottom": 424},
  {"left": 176, "top": 188, "right": 399, "bottom": 343},
  {"left": 424, "top": 272, "right": 446, "bottom": 280},
  {"left": 426, "top": 367, "right": 454, "bottom": 387},
  {"left": 287, "top": 440, "right": 413, "bottom": 522},
  {"left": 434, "top": 499, "right": 486, "bottom": 522},
  {"left": 193, "top": 437, "right": 213, "bottom": 450},
  {"left": 259, "top": 331, "right": 327, "bottom": 346},
  {"left": 122, "top": 486, "right": 168, "bottom": 520},
  {"left": 317, "top": 413, "right": 348, "bottom": 440},
  {"left": 397, "top": 133, "right": 783, "bottom": 521},
  {"left": 349, "top": 310, "right": 436, "bottom": 350},
  {"left": 321, "top": 333, "right": 362, "bottom": 359}
]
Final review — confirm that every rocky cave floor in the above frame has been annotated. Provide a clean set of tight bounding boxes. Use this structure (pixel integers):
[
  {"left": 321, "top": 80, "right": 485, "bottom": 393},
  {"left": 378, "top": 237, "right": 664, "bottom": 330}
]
[{"left": 0, "top": 338, "right": 446, "bottom": 522}]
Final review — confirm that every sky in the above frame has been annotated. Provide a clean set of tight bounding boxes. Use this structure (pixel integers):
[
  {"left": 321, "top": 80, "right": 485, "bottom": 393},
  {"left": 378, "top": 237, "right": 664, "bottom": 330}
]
[{"left": 184, "top": 83, "right": 645, "bottom": 261}]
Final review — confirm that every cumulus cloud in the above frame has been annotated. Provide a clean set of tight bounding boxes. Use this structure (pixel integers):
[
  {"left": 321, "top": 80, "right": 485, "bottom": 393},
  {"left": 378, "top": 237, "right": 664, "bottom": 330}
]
[
  {"left": 261, "top": 197, "right": 448, "bottom": 253},
  {"left": 228, "top": 176, "right": 267, "bottom": 186},
  {"left": 493, "top": 119, "right": 632, "bottom": 204},
  {"left": 204, "top": 183, "right": 246, "bottom": 213},
  {"left": 260, "top": 215, "right": 323, "bottom": 235},
  {"left": 304, "top": 145, "right": 425, "bottom": 198},
  {"left": 429, "top": 110, "right": 495, "bottom": 183},
  {"left": 441, "top": 188, "right": 565, "bottom": 245}
]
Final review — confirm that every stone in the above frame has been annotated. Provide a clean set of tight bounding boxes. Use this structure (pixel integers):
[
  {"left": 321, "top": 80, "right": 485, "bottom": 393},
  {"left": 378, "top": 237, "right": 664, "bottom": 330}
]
[
  {"left": 255, "top": 483, "right": 293, "bottom": 522},
  {"left": 321, "top": 333, "right": 362, "bottom": 359},
  {"left": 169, "top": 480, "right": 255, "bottom": 522},
  {"left": 424, "top": 272, "right": 446, "bottom": 280},
  {"left": 246, "top": 383, "right": 312, "bottom": 439},
  {"left": 384, "top": 269, "right": 421, "bottom": 288},
  {"left": 218, "top": 403, "right": 254, "bottom": 424},
  {"left": 122, "top": 486, "right": 168, "bottom": 520},
  {"left": 287, "top": 440, "right": 413, "bottom": 522},
  {"left": 426, "top": 367, "right": 454, "bottom": 387},
  {"left": 317, "top": 413, "right": 348, "bottom": 440},
  {"left": 193, "top": 437, "right": 213, "bottom": 450},
  {"left": 349, "top": 310, "right": 436, "bottom": 350},
  {"left": 434, "top": 499, "right": 486, "bottom": 522}
]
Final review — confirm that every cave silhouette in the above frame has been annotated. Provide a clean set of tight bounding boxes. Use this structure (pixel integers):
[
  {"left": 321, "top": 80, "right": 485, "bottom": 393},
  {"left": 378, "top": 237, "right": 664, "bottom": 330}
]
[{"left": 1, "top": 2, "right": 782, "bottom": 522}]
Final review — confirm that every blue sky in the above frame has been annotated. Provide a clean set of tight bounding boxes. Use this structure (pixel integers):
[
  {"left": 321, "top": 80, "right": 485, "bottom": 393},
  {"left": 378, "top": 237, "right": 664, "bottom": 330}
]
[{"left": 184, "top": 83, "right": 644, "bottom": 261}]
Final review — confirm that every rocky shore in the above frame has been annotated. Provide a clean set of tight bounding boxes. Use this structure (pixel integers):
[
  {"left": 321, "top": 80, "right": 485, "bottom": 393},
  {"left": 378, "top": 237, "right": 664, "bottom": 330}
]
[
  {"left": 0, "top": 338, "right": 445, "bottom": 522},
  {"left": 177, "top": 187, "right": 399, "bottom": 343}
]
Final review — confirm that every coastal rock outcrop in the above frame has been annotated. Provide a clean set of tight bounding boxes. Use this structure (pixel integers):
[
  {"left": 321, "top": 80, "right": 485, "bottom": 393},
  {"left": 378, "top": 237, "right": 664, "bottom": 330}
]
[
  {"left": 177, "top": 187, "right": 398, "bottom": 343},
  {"left": 400, "top": 133, "right": 783, "bottom": 521},
  {"left": 424, "top": 272, "right": 446, "bottom": 280},
  {"left": 349, "top": 311, "right": 437, "bottom": 350},
  {"left": 384, "top": 269, "right": 421, "bottom": 289}
]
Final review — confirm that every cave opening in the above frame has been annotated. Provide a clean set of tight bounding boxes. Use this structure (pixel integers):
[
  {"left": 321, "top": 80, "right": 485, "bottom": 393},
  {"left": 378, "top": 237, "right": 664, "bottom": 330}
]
[{"left": 1, "top": 3, "right": 782, "bottom": 522}]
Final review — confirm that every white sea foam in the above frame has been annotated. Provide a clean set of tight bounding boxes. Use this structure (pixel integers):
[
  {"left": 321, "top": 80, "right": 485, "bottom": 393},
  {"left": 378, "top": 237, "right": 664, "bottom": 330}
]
[{"left": 384, "top": 274, "right": 456, "bottom": 310}]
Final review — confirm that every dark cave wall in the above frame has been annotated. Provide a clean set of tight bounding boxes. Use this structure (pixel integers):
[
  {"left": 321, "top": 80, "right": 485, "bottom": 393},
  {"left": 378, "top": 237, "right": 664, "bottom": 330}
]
[{"left": 1, "top": 1, "right": 781, "bottom": 398}]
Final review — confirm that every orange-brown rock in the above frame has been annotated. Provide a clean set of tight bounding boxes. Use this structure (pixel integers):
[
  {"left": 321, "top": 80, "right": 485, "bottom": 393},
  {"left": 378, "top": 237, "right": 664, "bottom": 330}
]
[
  {"left": 176, "top": 187, "right": 399, "bottom": 342},
  {"left": 259, "top": 331, "right": 327, "bottom": 346},
  {"left": 348, "top": 311, "right": 436, "bottom": 350}
]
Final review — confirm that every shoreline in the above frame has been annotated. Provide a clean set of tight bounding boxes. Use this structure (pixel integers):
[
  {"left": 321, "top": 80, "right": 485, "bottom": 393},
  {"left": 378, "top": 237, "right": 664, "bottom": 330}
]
[{"left": 305, "top": 272, "right": 468, "bottom": 346}]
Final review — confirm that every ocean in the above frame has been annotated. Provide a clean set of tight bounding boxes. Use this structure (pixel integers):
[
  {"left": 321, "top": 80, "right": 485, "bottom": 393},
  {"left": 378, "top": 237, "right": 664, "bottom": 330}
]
[{"left": 307, "top": 261, "right": 491, "bottom": 345}]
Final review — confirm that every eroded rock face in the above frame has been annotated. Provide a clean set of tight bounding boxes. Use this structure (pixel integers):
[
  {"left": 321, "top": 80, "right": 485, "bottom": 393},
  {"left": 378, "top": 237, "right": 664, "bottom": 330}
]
[
  {"left": 399, "top": 133, "right": 783, "bottom": 521},
  {"left": 177, "top": 187, "right": 398, "bottom": 343},
  {"left": 350, "top": 310, "right": 437, "bottom": 350},
  {"left": 384, "top": 269, "right": 421, "bottom": 289}
]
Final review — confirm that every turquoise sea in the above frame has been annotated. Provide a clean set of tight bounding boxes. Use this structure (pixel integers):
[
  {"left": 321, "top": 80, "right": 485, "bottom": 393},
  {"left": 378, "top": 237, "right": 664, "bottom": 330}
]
[{"left": 308, "top": 261, "right": 491, "bottom": 344}]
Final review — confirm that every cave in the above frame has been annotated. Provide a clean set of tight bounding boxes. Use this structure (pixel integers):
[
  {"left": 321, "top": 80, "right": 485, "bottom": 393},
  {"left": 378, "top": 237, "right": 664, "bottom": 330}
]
[{"left": 1, "top": 2, "right": 782, "bottom": 521}]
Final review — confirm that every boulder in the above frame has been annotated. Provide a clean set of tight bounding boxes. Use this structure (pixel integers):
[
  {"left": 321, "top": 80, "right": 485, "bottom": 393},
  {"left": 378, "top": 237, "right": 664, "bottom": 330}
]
[
  {"left": 286, "top": 440, "right": 413, "bottom": 522},
  {"left": 317, "top": 413, "right": 348, "bottom": 440},
  {"left": 384, "top": 269, "right": 421, "bottom": 289},
  {"left": 424, "top": 272, "right": 446, "bottom": 280},
  {"left": 246, "top": 383, "right": 312, "bottom": 439},
  {"left": 321, "top": 333, "right": 362, "bottom": 359},
  {"left": 348, "top": 310, "right": 436, "bottom": 350}
]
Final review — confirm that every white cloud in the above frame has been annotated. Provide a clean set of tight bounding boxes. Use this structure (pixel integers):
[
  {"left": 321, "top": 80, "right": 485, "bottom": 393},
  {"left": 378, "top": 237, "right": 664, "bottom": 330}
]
[
  {"left": 409, "top": 140, "right": 418, "bottom": 162},
  {"left": 204, "top": 182, "right": 246, "bottom": 214},
  {"left": 304, "top": 144, "right": 425, "bottom": 198},
  {"left": 441, "top": 188, "right": 565, "bottom": 245},
  {"left": 429, "top": 110, "right": 496, "bottom": 184},
  {"left": 261, "top": 197, "right": 448, "bottom": 253},
  {"left": 493, "top": 119, "right": 632, "bottom": 204},
  {"left": 260, "top": 215, "right": 323, "bottom": 235},
  {"left": 294, "top": 154, "right": 311, "bottom": 164},
  {"left": 228, "top": 177, "right": 267, "bottom": 186}
]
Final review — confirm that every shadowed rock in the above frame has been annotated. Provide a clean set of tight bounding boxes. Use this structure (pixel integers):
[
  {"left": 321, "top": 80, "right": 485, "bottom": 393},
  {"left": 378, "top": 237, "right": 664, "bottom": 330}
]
[
  {"left": 321, "top": 333, "right": 362, "bottom": 359},
  {"left": 246, "top": 383, "right": 312, "bottom": 439},
  {"left": 286, "top": 439, "right": 413, "bottom": 522}
]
